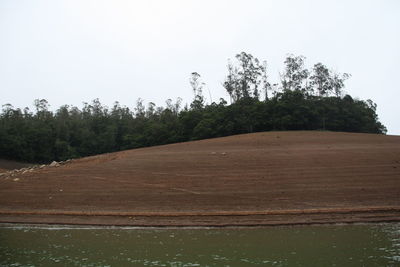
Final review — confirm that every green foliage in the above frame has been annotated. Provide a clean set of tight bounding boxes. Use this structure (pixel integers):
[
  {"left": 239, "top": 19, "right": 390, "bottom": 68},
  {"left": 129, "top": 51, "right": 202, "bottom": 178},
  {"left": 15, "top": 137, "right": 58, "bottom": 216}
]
[
  {"left": 281, "top": 55, "right": 309, "bottom": 92},
  {"left": 0, "top": 53, "right": 387, "bottom": 163},
  {"left": 223, "top": 52, "right": 267, "bottom": 102}
]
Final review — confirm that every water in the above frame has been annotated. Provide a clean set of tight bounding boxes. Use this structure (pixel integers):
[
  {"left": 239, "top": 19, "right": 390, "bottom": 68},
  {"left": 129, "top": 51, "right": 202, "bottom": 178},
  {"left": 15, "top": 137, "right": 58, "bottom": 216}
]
[{"left": 0, "top": 223, "right": 399, "bottom": 267}]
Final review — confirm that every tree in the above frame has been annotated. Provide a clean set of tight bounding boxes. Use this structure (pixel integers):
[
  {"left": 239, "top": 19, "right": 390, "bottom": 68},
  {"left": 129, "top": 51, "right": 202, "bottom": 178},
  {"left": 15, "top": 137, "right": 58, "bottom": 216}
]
[
  {"left": 310, "top": 63, "right": 351, "bottom": 97},
  {"left": 261, "top": 61, "right": 272, "bottom": 101},
  {"left": 189, "top": 72, "right": 205, "bottom": 110},
  {"left": 134, "top": 98, "right": 145, "bottom": 118},
  {"left": 223, "top": 60, "right": 240, "bottom": 103},
  {"left": 281, "top": 54, "right": 309, "bottom": 92},
  {"left": 310, "top": 63, "right": 331, "bottom": 96},
  {"left": 332, "top": 72, "right": 351, "bottom": 97},
  {"left": 166, "top": 98, "right": 182, "bottom": 116},
  {"left": 223, "top": 52, "right": 265, "bottom": 102},
  {"left": 34, "top": 99, "right": 49, "bottom": 113}
]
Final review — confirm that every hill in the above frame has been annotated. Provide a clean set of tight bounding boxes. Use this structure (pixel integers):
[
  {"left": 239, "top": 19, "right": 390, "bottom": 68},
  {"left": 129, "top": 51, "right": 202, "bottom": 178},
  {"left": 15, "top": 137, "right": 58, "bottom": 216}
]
[{"left": 0, "top": 131, "right": 399, "bottom": 226}]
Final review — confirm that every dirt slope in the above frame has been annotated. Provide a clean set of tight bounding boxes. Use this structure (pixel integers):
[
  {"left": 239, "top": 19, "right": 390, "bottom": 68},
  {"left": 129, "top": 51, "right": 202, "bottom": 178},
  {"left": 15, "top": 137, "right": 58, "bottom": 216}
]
[{"left": 1, "top": 131, "right": 399, "bottom": 226}]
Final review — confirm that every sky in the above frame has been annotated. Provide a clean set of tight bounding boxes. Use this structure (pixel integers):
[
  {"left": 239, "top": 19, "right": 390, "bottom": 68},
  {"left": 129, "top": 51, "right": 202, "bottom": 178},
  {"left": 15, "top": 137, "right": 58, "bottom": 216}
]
[{"left": 0, "top": 0, "right": 399, "bottom": 134}]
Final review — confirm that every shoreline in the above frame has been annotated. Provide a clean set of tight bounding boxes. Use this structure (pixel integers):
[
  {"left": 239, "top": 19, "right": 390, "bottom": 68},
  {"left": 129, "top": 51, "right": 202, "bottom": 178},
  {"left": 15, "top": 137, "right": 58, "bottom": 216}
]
[
  {"left": 1, "top": 206, "right": 399, "bottom": 227},
  {"left": 1, "top": 218, "right": 400, "bottom": 229}
]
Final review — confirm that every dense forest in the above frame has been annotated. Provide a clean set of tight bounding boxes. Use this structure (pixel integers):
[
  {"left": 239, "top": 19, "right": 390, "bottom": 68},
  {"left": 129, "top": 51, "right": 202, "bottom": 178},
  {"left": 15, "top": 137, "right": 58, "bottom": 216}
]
[{"left": 0, "top": 53, "right": 386, "bottom": 163}]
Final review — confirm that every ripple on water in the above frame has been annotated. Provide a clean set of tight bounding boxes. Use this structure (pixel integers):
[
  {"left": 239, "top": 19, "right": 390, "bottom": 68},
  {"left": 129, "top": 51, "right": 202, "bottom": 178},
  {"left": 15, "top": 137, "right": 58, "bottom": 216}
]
[{"left": 1, "top": 223, "right": 400, "bottom": 266}]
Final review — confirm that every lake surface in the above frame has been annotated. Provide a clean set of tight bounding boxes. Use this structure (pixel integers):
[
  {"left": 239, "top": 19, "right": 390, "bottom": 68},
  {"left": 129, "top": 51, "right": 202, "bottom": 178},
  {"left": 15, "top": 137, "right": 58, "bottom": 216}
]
[{"left": 1, "top": 223, "right": 399, "bottom": 266}]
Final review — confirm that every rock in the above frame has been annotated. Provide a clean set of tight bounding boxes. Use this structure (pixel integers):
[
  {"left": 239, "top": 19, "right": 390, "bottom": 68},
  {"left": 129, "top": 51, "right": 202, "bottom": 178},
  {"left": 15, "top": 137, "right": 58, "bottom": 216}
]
[
  {"left": 13, "top": 178, "right": 20, "bottom": 182},
  {"left": 49, "top": 161, "right": 60, "bottom": 167},
  {"left": 221, "top": 152, "right": 227, "bottom": 156}
]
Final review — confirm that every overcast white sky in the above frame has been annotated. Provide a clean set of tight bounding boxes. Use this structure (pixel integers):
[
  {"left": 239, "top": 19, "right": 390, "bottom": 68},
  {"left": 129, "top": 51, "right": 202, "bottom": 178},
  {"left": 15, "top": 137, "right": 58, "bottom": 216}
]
[{"left": 1, "top": 0, "right": 399, "bottom": 134}]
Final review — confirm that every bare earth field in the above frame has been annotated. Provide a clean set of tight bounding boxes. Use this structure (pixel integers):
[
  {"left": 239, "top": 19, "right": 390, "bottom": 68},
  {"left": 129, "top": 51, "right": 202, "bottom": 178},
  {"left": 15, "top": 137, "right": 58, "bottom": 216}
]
[{"left": 0, "top": 131, "right": 399, "bottom": 226}]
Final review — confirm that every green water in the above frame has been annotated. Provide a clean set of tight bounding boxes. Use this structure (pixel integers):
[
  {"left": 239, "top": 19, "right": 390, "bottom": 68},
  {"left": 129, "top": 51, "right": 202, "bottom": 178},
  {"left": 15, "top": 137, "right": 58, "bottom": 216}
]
[{"left": 0, "top": 224, "right": 399, "bottom": 267}]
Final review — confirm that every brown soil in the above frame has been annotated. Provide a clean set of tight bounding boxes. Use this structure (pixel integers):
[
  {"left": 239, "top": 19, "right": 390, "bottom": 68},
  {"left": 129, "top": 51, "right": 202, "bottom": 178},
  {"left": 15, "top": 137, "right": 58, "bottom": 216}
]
[{"left": 1, "top": 131, "right": 399, "bottom": 226}]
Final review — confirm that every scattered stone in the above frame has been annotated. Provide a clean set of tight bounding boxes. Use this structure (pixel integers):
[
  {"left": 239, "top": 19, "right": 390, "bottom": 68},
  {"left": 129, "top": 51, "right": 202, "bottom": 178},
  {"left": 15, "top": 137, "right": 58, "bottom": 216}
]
[
  {"left": 221, "top": 152, "right": 227, "bottom": 156},
  {"left": 1, "top": 159, "right": 71, "bottom": 179},
  {"left": 13, "top": 178, "right": 20, "bottom": 182}
]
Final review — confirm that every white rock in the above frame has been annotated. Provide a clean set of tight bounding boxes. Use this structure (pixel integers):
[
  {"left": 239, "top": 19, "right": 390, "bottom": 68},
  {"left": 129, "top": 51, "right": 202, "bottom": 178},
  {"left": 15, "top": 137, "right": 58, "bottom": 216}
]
[{"left": 49, "top": 161, "right": 60, "bottom": 167}]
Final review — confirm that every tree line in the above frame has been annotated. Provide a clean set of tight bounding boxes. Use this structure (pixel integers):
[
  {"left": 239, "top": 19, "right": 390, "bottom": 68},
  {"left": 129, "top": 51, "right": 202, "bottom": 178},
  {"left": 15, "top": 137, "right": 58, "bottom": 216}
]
[{"left": 0, "top": 53, "right": 386, "bottom": 163}]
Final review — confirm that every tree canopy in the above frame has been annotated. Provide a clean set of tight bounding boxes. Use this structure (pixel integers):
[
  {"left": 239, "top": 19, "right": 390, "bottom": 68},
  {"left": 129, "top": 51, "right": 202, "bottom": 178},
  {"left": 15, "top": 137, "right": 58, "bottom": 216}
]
[{"left": 0, "top": 53, "right": 386, "bottom": 163}]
